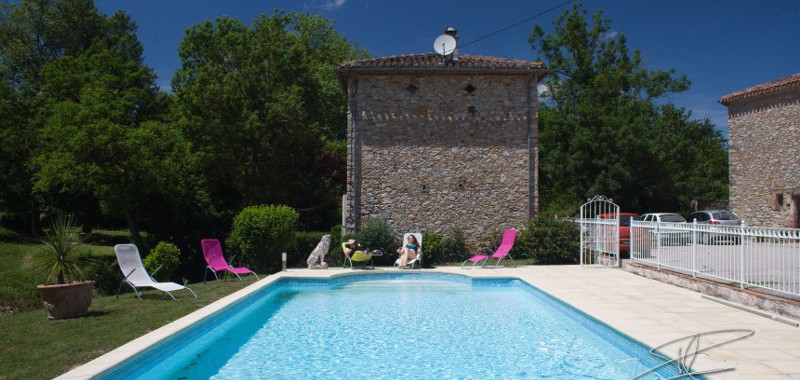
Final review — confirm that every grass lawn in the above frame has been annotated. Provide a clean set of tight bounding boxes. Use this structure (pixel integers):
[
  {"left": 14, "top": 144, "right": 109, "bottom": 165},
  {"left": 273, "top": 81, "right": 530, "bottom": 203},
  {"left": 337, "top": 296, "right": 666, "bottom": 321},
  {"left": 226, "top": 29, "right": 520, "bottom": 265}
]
[{"left": 0, "top": 278, "right": 259, "bottom": 380}]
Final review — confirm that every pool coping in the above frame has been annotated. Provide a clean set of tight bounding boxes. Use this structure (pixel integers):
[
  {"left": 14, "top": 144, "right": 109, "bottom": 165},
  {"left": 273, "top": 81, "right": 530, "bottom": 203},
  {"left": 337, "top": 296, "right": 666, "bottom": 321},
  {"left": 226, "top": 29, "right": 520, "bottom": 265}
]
[{"left": 57, "top": 266, "right": 800, "bottom": 379}]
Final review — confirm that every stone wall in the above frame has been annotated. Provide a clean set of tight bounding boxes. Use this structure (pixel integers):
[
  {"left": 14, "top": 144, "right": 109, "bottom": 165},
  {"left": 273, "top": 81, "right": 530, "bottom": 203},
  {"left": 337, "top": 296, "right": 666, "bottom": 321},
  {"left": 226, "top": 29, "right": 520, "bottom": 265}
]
[
  {"left": 727, "top": 85, "right": 800, "bottom": 227},
  {"left": 345, "top": 73, "right": 539, "bottom": 241}
]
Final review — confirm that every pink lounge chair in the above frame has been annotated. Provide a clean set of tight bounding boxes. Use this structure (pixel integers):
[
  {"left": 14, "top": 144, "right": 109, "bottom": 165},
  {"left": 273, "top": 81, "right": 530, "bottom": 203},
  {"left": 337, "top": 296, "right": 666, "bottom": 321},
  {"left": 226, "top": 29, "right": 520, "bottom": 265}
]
[
  {"left": 461, "top": 229, "right": 517, "bottom": 269},
  {"left": 201, "top": 239, "right": 260, "bottom": 282}
]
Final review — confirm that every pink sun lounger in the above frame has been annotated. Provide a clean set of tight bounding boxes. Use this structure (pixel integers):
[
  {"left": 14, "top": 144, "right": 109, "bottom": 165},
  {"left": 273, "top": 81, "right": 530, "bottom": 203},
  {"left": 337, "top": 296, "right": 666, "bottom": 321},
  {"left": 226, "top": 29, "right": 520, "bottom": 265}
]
[
  {"left": 461, "top": 229, "right": 517, "bottom": 269},
  {"left": 201, "top": 239, "right": 260, "bottom": 282}
]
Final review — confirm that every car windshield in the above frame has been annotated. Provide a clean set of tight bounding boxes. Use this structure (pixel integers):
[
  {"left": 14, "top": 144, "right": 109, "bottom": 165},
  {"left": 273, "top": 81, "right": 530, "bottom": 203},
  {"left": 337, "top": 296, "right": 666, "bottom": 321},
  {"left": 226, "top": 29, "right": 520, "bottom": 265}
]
[
  {"left": 620, "top": 215, "right": 640, "bottom": 226},
  {"left": 713, "top": 211, "right": 740, "bottom": 220},
  {"left": 661, "top": 214, "right": 686, "bottom": 223}
]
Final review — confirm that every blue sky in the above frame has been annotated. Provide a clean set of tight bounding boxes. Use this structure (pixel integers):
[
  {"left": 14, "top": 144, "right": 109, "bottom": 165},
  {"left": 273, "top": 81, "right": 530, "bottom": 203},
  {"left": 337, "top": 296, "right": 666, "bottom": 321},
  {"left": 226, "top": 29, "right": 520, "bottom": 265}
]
[{"left": 96, "top": 0, "right": 800, "bottom": 138}]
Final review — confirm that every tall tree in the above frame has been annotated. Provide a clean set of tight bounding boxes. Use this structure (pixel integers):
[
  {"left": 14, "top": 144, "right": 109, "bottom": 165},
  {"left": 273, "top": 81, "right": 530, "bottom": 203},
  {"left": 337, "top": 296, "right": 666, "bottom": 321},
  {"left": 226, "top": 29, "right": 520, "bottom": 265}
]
[
  {"left": 173, "top": 12, "right": 368, "bottom": 229},
  {"left": 529, "top": 4, "right": 728, "bottom": 215},
  {"left": 0, "top": 0, "right": 115, "bottom": 232},
  {"left": 0, "top": 0, "right": 197, "bottom": 249}
]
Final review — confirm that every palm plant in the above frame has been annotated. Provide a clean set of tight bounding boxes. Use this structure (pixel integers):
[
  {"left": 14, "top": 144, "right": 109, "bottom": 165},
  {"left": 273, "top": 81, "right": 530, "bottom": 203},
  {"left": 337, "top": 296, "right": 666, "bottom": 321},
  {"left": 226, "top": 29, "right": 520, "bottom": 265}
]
[{"left": 35, "top": 211, "right": 90, "bottom": 284}]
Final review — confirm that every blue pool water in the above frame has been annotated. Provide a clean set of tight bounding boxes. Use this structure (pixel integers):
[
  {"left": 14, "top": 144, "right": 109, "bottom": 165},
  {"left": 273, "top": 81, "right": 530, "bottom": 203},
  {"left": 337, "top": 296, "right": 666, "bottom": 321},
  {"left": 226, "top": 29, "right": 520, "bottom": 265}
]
[{"left": 101, "top": 273, "right": 679, "bottom": 379}]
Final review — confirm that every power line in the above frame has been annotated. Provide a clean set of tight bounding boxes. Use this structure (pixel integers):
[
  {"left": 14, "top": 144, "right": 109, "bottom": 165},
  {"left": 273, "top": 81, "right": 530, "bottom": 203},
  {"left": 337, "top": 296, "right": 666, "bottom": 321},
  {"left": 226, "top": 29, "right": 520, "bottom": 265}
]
[{"left": 458, "top": 0, "right": 577, "bottom": 51}]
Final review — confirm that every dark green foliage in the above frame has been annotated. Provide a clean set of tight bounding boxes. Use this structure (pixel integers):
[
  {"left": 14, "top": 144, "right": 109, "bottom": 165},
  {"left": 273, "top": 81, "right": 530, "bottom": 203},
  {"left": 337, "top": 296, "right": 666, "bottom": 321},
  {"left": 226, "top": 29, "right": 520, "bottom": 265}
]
[
  {"left": 530, "top": 5, "right": 728, "bottom": 215},
  {"left": 333, "top": 232, "right": 356, "bottom": 268},
  {"left": 422, "top": 227, "right": 467, "bottom": 265},
  {"left": 420, "top": 231, "right": 442, "bottom": 267},
  {"left": 227, "top": 205, "right": 298, "bottom": 273},
  {"left": 143, "top": 242, "right": 181, "bottom": 282},
  {"left": 81, "top": 255, "right": 121, "bottom": 295},
  {"left": 518, "top": 218, "right": 579, "bottom": 265},
  {"left": 440, "top": 226, "right": 468, "bottom": 264},
  {"left": 481, "top": 219, "right": 578, "bottom": 265},
  {"left": 356, "top": 218, "right": 398, "bottom": 266},
  {"left": 173, "top": 12, "right": 369, "bottom": 231}
]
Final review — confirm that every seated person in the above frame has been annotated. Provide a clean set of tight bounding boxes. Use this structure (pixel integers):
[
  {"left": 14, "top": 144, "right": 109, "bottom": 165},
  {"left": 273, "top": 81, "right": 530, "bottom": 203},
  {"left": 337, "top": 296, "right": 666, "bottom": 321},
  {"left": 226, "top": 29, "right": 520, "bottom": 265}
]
[
  {"left": 344, "top": 239, "right": 364, "bottom": 257},
  {"left": 396, "top": 234, "right": 421, "bottom": 269}
]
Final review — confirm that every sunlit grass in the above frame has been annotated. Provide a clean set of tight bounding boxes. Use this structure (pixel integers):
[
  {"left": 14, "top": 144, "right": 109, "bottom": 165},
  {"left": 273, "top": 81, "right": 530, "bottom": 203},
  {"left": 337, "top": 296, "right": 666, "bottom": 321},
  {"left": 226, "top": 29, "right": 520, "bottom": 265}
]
[{"left": 0, "top": 278, "right": 259, "bottom": 380}]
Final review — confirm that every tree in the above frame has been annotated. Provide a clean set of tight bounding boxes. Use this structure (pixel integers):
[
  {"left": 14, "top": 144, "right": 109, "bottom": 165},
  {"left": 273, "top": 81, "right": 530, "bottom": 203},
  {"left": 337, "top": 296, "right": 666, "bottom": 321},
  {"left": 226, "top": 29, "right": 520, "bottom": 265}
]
[
  {"left": 172, "top": 12, "right": 368, "bottom": 230},
  {"left": 0, "top": 0, "right": 138, "bottom": 233},
  {"left": 0, "top": 0, "right": 202, "bottom": 250},
  {"left": 529, "top": 4, "right": 728, "bottom": 215}
]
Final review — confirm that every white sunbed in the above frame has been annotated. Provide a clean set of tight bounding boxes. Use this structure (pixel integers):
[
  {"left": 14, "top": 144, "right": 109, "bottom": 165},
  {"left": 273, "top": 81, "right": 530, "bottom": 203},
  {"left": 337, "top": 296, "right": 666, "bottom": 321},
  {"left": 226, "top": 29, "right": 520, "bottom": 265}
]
[
  {"left": 394, "top": 233, "right": 423, "bottom": 269},
  {"left": 114, "top": 244, "right": 197, "bottom": 300}
]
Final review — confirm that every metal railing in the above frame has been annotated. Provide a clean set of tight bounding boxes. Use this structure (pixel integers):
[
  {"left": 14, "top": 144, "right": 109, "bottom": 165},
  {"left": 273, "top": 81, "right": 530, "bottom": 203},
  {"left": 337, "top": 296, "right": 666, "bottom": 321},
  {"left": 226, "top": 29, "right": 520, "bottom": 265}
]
[{"left": 630, "top": 220, "right": 800, "bottom": 297}]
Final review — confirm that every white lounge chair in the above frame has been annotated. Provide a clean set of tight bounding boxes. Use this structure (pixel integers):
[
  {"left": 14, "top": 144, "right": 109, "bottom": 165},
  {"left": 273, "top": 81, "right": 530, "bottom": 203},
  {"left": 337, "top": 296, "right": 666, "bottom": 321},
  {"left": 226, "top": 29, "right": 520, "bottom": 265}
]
[
  {"left": 394, "top": 233, "right": 423, "bottom": 269},
  {"left": 114, "top": 244, "right": 197, "bottom": 300}
]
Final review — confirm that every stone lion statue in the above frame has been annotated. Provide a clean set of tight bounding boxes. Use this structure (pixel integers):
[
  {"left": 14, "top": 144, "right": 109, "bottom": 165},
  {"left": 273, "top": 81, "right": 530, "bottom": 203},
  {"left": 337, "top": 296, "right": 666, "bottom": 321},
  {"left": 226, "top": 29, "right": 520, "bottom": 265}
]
[{"left": 307, "top": 234, "right": 331, "bottom": 269}]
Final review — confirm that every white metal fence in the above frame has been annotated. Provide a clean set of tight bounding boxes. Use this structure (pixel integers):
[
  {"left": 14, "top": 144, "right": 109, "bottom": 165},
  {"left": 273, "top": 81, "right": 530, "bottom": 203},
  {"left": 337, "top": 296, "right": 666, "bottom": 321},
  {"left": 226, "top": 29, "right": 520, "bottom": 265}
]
[
  {"left": 630, "top": 221, "right": 800, "bottom": 297},
  {"left": 580, "top": 196, "right": 620, "bottom": 267}
]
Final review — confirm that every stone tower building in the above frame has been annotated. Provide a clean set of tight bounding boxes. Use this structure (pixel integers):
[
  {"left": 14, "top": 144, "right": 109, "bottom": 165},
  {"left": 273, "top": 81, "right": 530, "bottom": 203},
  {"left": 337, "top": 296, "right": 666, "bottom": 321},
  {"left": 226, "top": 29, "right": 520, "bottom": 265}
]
[
  {"left": 721, "top": 72, "right": 800, "bottom": 228},
  {"left": 336, "top": 45, "right": 547, "bottom": 240}
]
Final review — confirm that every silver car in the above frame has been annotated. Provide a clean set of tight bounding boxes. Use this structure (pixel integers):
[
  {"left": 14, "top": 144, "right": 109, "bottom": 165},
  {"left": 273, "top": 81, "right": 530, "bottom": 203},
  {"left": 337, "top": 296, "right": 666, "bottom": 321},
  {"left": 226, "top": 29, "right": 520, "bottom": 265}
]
[
  {"left": 641, "top": 213, "right": 690, "bottom": 245},
  {"left": 689, "top": 210, "right": 742, "bottom": 244}
]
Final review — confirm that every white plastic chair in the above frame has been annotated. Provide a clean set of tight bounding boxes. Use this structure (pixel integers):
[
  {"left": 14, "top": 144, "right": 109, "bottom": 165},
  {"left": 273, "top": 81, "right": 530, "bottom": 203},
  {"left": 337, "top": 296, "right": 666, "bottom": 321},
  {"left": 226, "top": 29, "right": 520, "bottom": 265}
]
[
  {"left": 394, "top": 233, "right": 423, "bottom": 269},
  {"left": 114, "top": 244, "right": 197, "bottom": 300}
]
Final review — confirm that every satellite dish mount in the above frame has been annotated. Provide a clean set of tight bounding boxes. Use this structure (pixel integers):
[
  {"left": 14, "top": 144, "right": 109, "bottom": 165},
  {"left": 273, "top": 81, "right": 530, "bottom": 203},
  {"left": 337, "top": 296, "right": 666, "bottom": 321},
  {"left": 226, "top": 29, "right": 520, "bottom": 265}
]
[{"left": 433, "top": 26, "right": 458, "bottom": 61}]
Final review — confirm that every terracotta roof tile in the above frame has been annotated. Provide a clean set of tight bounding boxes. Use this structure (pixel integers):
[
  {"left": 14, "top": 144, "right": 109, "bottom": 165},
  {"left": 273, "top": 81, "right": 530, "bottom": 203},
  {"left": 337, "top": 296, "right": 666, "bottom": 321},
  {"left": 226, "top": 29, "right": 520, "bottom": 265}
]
[
  {"left": 720, "top": 72, "right": 800, "bottom": 105},
  {"left": 338, "top": 52, "right": 546, "bottom": 71}
]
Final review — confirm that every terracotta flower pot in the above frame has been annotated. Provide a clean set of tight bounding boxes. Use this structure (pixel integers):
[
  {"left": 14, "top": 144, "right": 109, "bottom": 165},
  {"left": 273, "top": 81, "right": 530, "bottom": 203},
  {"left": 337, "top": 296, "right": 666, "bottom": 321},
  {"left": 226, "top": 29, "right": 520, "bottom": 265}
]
[{"left": 36, "top": 280, "right": 95, "bottom": 320}]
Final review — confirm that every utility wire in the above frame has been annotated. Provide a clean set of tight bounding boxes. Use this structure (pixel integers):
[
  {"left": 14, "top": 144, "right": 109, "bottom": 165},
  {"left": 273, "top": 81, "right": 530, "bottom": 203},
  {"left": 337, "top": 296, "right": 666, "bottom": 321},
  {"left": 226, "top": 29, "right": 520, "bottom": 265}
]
[{"left": 458, "top": 0, "right": 577, "bottom": 51}]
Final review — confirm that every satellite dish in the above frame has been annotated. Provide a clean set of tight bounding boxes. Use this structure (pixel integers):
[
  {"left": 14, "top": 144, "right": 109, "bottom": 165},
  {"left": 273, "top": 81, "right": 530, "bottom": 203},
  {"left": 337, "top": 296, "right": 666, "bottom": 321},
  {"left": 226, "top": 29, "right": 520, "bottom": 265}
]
[{"left": 433, "top": 34, "right": 457, "bottom": 55}]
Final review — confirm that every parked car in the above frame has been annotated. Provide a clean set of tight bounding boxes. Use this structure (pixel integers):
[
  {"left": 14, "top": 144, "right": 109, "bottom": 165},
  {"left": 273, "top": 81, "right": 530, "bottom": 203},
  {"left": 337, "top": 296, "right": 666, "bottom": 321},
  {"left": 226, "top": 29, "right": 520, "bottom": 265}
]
[
  {"left": 641, "top": 213, "right": 687, "bottom": 224},
  {"left": 689, "top": 210, "right": 742, "bottom": 244},
  {"left": 689, "top": 210, "right": 742, "bottom": 225},
  {"left": 640, "top": 213, "right": 690, "bottom": 245},
  {"left": 597, "top": 213, "right": 641, "bottom": 258}
]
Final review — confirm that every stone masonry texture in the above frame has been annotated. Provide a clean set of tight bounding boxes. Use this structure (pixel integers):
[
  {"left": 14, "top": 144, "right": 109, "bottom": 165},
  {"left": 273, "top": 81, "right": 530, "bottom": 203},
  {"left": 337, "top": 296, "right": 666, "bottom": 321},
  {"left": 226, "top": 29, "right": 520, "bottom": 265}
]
[
  {"left": 342, "top": 73, "right": 541, "bottom": 242},
  {"left": 725, "top": 84, "right": 800, "bottom": 227}
]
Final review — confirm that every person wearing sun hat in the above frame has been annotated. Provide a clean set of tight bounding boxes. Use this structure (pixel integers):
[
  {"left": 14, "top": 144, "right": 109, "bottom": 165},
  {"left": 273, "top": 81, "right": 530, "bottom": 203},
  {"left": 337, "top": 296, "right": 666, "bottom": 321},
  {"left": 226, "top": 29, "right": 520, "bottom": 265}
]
[{"left": 343, "top": 239, "right": 363, "bottom": 257}]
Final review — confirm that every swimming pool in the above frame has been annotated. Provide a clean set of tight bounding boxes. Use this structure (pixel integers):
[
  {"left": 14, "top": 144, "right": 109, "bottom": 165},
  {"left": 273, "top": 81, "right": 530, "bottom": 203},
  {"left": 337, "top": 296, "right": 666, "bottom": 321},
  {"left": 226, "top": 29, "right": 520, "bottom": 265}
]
[{"left": 98, "top": 273, "right": 680, "bottom": 379}]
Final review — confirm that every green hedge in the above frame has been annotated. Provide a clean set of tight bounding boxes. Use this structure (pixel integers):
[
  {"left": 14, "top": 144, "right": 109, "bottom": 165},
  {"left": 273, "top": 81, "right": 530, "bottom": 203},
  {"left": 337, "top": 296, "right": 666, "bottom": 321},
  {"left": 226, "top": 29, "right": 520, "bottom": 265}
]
[
  {"left": 82, "top": 255, "right": 122, "bottom": 295},
  {"left": 227, "top": 205, "right": 298, "bottom": 273},
  {"left": 422, "top": 226, "right": 467, "bottom": 265},
  {"left": 485, "top": 217, "right": 579, "bottom": 265},
  {"left": 143, "top": 242, "right": 181, "bottom": 282},
  {"left": 356, "top": 218, "right": 398, "bottom": 266}
]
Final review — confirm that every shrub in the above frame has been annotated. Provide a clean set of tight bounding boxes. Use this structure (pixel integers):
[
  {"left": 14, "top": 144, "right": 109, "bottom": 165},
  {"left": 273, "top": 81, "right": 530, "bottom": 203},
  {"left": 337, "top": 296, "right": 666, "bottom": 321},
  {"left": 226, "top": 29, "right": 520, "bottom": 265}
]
[
  {"left": 143, "top": 242, "right": 181, "bottom": 281},
  {"left": 438, "top": 226, "right": 468, "bottom": 264},
  {"left": 421, "top": 227, "right": 467, "bottom": 265},
  {"left": 525, "top": 217, "right": 579, "bottom": 264},
  {"left": 487, "top": 217, "right": 579, "bottom": 264},
  {"left": 82, "top": 255, "right": 122, "bottom": 295},
  {"left": 227, "top": 205, "right": 298, "bottom": 273},
  {"left": 356, "top": 218, "right": 397, "bottom": 266},
  {"left": 420, "top": 231, "right": 442, "bottom": 266}
]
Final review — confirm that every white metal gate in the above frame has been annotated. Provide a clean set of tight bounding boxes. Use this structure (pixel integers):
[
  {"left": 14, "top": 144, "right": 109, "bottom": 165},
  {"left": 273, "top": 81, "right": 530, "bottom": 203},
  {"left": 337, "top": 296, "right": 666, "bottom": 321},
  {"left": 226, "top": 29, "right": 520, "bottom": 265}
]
[{"left": 580, "top": 195, "right": 620, "bottom": 267}]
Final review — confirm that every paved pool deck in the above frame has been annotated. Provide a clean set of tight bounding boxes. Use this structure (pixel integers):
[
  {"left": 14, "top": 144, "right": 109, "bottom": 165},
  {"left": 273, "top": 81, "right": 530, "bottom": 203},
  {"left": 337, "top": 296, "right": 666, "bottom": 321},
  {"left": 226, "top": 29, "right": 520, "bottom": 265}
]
[{"left": 59, "top": 265, "right": 800, "bottom": 379}]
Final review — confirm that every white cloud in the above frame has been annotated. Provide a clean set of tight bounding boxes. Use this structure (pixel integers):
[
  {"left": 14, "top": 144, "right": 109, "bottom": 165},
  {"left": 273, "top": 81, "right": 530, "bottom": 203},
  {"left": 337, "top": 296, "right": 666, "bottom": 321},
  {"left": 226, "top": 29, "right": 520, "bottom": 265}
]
[
  {"left": 601, "top": 30, "right": 619, "bottom": 41},
  {"left": 322, "top": 0, "right": 346, "bottom": 10}
]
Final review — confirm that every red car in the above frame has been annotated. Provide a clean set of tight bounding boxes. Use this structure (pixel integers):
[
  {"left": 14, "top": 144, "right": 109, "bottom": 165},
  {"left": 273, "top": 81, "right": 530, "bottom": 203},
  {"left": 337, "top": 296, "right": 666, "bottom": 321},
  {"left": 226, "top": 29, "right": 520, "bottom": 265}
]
[{"left": 597, "top": 213, "right": 641, "bottom": 257}]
